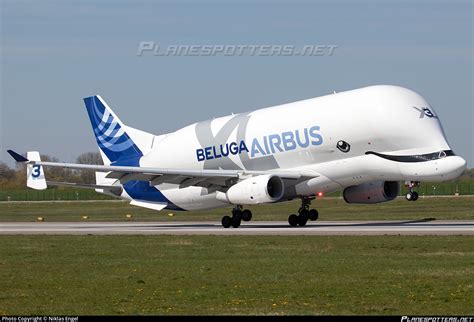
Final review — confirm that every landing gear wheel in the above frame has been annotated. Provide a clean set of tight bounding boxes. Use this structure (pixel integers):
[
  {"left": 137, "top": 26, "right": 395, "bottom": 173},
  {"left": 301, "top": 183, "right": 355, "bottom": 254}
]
[
  {"left": 222, "top": 216, "right": 231, "bottom": 228},
  {"left": 406, "top": 191, "right": 419, "bottom": 201},
  {"left": 232, "top": 217, "right": 241, "bottom": 228},
  {"left": 242, "top": 209, "right": 252, "bottom": 222},
  {"left": 288, "top": 197, "right": 320, "bottom": 227},
  {"left": 298, "top": 210, "right": 309, "bottom": 227},
  {"left": 288, "top": 214, "right": 298, "bottom": 227},
  {"left": 308, "top": 209, "right": 319, "bottom": 221},
  {"left": 232, "top": 209, "right": 242, "bottom": 219},
  {"left": 230, "top": 208, "right": 242, "bottom": 228},
  {"left": 405, "top": 181, "right": 420, "bottom": 202}
]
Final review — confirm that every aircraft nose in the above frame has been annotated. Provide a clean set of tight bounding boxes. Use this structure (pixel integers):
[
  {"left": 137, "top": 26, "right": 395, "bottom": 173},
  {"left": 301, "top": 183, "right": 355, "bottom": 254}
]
[
  {"left": 457, "top": 156, "right": 467, "bottom": 170},
  {"left": 431, "top": 155, "right": 467, "bottom": 181},
  {"left": 450, "top": 155, "right": 467, "bottom": 177}
]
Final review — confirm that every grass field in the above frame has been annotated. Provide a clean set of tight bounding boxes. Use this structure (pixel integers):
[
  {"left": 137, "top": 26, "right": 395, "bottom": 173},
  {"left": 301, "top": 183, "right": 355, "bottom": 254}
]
[
  {"left": 1, "top": 197, "right": 472, "bottom": 315},
  {"left": 0, "top": 235, "right": 472, "bottom": 315},
  {"left": 0, "top": 196, "right": 472, "bottom": 222}
]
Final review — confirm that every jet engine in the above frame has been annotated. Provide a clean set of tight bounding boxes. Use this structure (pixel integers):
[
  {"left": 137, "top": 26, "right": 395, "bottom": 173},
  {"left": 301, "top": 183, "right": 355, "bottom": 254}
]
[
  {"left": 343, "top": 181, "right": 399, "bottom": 204},
  {"left": 224, "top": 175, "right": 285, "bottom": 205}
]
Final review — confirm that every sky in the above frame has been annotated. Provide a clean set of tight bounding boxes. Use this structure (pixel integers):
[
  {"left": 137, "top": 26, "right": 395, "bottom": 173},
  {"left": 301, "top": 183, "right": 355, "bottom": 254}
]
[{"left": 1, "top": 0, "right": 473, "bottom": 168}]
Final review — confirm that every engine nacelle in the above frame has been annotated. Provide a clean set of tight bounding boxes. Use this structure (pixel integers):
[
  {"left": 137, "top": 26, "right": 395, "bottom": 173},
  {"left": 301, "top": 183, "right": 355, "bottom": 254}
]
[
  {"left": 224, "top": 175, "right": 285, "bottom": 205},
  {"left": 343, "top": 181, "right": 399, "bottom": 204}
]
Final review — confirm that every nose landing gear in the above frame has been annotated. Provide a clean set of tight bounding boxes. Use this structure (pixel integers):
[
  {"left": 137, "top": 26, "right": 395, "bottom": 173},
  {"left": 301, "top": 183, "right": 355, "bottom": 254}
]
[
  {"left": 405, "top": 181, "right": 420, "bottom": 201},
  {"left": 288, "top": 197, "right": 319, "bottom": 227}
]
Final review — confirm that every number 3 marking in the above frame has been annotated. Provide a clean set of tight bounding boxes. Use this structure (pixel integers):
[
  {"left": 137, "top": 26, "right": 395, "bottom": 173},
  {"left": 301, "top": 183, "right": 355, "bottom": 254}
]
[
  {"left": 32, "top": 165, "right": 41, "bottom": 178},
  {"left": 413, "top": 106, "right": 438, "bottom": 119},
  {"left": 422, "top": 107, "right": 434, "bottom": 118}
]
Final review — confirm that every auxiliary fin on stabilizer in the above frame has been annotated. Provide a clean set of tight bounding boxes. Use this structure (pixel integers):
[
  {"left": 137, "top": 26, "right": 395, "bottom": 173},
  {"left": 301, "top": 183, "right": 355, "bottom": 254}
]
[
  {"left": 26, "top": 152, "right": 47, "bottom": 190},
  {"left": 7, "top": 150, "right": 47, "bottom": 190}
]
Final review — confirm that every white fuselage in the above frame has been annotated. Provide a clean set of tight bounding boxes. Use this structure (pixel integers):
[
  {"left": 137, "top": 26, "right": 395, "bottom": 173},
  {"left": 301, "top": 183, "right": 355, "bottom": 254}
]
[{"left": 124, "top": 85, "right": 466, "bottom": 210}]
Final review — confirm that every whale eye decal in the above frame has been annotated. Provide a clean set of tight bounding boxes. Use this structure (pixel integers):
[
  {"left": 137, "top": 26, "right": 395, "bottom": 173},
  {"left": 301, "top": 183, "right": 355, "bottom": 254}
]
[{"left": 337, "top": 140, "right": 350, "bottom": 153}]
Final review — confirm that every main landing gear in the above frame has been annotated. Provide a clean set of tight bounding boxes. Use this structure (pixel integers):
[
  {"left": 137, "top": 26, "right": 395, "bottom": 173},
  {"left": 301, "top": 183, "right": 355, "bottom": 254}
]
[
  {"left": 405, "top": 181, "right": 420, "bottom": 201},
  {"left": 221, "top": 206, "right": 252, "bottom": 228},
  {"left": 288, "top": 197, "right": 319, "bottom": 227}
]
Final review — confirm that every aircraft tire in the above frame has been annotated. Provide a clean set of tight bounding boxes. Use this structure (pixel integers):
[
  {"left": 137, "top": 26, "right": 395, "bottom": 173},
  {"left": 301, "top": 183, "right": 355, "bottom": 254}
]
[
  {"left": 231, "top": 217, "right": 241, "bottom": 228},
  {"left": 232, "top": 209, "right": 242, "bottom": 221},
  {"left": 288, "top": 214, "right": 298, "bottom": 227},
  {"left": 222, "top": 216, "right": 232, "bottom": 228},
  {"left": 242, "top": 209, "right": 252, "bottom": 222},
  {"left": 309, "top": 209, "right": 319, "bottom": 221},
  {"left": 298, "top": 213, "right": 308, "bottom": 227}
]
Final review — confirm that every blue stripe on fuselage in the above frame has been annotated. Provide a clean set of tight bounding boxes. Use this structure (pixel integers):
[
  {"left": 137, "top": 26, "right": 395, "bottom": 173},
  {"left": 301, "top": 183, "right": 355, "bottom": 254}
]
[
  {"left": 123, "top": 181, "right": 183, "bottom": 211},
  {"left": 112, "top": 154, "right": 184, "bottom": 211}
]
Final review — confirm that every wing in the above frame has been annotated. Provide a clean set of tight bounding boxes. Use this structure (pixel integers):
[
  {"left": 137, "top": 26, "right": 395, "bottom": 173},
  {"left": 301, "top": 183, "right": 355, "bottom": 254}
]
[{"left": 7, "top": 150, "right": 312, "bottom": 190}]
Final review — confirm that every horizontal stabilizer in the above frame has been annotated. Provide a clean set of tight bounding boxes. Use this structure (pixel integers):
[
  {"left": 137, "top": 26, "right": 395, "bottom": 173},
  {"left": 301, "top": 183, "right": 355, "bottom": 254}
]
[
  {"left": 46, "top": 181, "right": 121, "bottom": 190},
  {"left": 7, "top": 150, "right": 28, "bottom": 162}
]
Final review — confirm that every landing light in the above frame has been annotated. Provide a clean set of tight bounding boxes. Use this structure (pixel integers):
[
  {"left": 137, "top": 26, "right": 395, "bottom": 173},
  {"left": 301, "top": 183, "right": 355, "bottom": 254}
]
[{"left": 317, "top": 192, "right": 323, "bottom": 197}]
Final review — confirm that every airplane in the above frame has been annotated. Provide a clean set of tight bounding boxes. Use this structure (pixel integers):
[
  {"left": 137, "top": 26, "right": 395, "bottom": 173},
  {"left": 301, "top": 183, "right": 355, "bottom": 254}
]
[{"left": 8, "top": 85, "right": 466, "bottom": 228}]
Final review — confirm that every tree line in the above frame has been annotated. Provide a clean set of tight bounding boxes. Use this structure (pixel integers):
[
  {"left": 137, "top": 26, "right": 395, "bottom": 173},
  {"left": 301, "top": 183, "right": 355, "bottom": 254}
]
[{"left": 0, "top": 152, "right": 103, "bottom": 189}]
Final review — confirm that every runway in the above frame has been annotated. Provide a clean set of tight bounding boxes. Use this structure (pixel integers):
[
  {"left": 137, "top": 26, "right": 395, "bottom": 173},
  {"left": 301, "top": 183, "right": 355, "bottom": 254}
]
[{"left": 0, "top": 219, "right": 473, "bottom": 235}]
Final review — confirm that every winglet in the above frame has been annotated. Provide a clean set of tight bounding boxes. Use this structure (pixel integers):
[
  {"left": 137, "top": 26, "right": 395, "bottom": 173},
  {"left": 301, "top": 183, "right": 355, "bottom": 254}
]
[{"left": 7, "top": 150, "right": 29, "bottom": 162}]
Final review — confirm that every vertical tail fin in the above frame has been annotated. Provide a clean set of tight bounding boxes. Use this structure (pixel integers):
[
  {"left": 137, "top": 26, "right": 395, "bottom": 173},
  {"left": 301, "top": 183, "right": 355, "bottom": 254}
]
[{"left": 83, "top": 95, "right": 153, "bottom": 166}]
